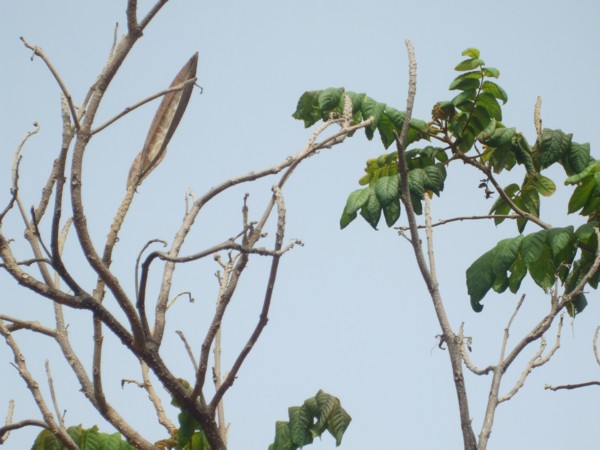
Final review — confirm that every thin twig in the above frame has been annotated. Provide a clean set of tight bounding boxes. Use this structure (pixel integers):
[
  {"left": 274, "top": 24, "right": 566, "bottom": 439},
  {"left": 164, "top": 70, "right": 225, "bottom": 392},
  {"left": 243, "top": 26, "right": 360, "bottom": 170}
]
[
  {"left": 0, "top": 400, "right": 15, "bottom": 443},
  {"left": 45, "top": 361, "right": 64, "bottom": 428},
  {"left": 19, "top": 38, "right": 80, "bottom": 130},
  {"left": 176, "top": 330, "right": 199, "bottom": 372},
  {"left": 210, "top": 185, "right": 287, "bottom": 411},
  {"left": 0, "top": 322, "right": 77, "bottom": 450},
  {"left": 397, "top": 214, "right": 520, "bottom": 233},
  {"left": 545, "top": 381, "right": 600, "bottom": 391}
]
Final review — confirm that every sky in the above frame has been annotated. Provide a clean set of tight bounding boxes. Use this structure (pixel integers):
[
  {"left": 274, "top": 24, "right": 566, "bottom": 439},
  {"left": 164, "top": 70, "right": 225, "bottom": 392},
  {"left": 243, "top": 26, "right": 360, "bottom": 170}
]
[{"left": 1, "top": 1, "right": 600, "bottom": 449}]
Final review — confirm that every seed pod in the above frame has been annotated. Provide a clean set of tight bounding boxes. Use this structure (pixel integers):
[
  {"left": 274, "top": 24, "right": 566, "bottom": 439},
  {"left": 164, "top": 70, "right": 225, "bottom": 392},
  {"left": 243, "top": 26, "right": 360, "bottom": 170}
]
[{"left": 127, "top": 52, "right": 198, "bottom": 189}]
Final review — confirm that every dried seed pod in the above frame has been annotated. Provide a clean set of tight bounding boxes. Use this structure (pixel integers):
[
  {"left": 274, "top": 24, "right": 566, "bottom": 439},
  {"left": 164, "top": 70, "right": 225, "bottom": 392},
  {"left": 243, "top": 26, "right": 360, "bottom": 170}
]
[{"left": 127, "top": 52, "right": 198, "bottom": 189}]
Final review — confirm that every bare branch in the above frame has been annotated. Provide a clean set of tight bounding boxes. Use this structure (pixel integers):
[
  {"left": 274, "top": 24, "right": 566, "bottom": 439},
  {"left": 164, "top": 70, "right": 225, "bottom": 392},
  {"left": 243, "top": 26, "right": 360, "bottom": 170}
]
[
  {"left": 0, "top": 315, "right": 55, "bottom": 337},
  {"left": 0, "top": 417, "right": 47, "bottom": 444},
  {"left": 545, "top": 381, "right": 600, "bottom": 391},
  {"left": 91, "top": 78, "right": 197, "bottom": 136},
  {"left": 500, "top": 315, "right": 563, "bottom": 403},
  {"left": 0, "top": 322, "right": 77, "bottom": 450},
  {"left": 0, "top": 400, "right": 15, "bottom": 443},
  {"left": 459, "top": 324, "right": 494, "bottom": 376},
  {"left": 45, "top": 361, "right": 65, "bottom": 428},
  {"left": 19, "top": 38, "right": 80, "bottom": 130},
  {"left": 176, "top": 330, "right": 199, "bottom": 372},
  {"left": 126, "top": 0, "right": 138, "bottom": 33},
  {"left": 397, "top": 214, "right": 519, "bottom": 233},
  {"left": 152, "top": 115, "right": 373, "bottom": 345},
  {"left": 210, "top": 185, "right": 287, "bottom": 411},
  {"left": 594, "top": 326, "right": 600, "bottom": 367}
]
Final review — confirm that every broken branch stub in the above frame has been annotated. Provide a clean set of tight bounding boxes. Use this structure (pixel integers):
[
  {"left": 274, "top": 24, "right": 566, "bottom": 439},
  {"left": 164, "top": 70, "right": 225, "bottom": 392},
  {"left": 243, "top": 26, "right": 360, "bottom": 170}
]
[{"left": 127, "top": 52, "right": 199, "bottom": 189}]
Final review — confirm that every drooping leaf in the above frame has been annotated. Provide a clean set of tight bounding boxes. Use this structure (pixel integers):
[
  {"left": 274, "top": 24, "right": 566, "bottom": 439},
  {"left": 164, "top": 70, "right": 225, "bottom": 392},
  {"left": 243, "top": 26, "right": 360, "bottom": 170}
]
[
  {"left": 476, "top": 92, "right": 502, "bottom": 121},
  {"left": 269, "top": 391, "right": 351, "bottom": 450},
  {"left": 568, "top": 175, "right": 595, "bottom": 214},
  {"left": 533, "top": 174, "right": 556, "bottom": 197},
  {"left": 482, "top": 80, "right": 508, "bottom": 104},
  {"left": 359, "top": 188, "right": 382, "bottom": 229},
  {"left": 340, "top": 188, "right": 370, "bottom": 229},
  {"left": 537, "top": 128, "right": 572, "bottom": 170},
  {"left": 374, "top": 175, "right": 399, "bottom": 207}
]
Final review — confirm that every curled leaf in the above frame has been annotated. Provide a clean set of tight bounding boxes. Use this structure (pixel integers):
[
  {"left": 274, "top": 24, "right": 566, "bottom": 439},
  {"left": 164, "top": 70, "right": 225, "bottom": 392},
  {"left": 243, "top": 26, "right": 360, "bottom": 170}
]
[{"left": 127, "top": 52, "right": 198, "bottom": 189}]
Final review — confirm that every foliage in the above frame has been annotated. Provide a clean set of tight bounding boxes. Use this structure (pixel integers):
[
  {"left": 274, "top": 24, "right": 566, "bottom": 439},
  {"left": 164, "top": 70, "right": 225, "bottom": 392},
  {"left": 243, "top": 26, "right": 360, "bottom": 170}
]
[
  {"left": 268, "top": 391, "right": 351, "bottom": 450},
  {"left": 31, "top": 425, "right": 135, "bottom": 450},
  {"left": 293, "top": 48, "right": 600, "bottom": 315}
]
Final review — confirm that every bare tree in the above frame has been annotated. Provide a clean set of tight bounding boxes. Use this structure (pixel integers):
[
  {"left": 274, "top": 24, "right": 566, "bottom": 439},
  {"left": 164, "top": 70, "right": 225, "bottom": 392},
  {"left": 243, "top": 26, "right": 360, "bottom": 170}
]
[{"left": 0, "top": 2, "right": 368, "bottom": 449}]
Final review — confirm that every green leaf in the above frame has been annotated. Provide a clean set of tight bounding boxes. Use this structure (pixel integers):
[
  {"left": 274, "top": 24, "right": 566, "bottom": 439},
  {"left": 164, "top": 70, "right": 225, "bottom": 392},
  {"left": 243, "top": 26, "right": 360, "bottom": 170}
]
[
  {"left": 568, "top": 175, "right": 595, "bottom": 214},
  {"left": 482, "top": 80, "right": 508, "bottom": 104},
  {"left": 462, "top": 47, "right": 481, "bottom": 58},
  {"left": 383, "top": 199, "right": 401, "bottom": 227},
  {"left": 476, "top": 92, "right": 502, "bottom": 121},
  {"left": 491, "top": 236, "right": 523, "bottom": 275},
  {"left": 564, "top": 161, "right": 598, "bottom": 185},
  {"left": 361, "top": 95, "right": 386, "bottom": 131},
  {"left": 534, "top": 174, "right": 556, "bottom": 197},
  {"left": 565, "top": 142, "right": 593, "bottom": 174},
  {"left": 374, "top": 175, "right": 399, "bottom": 207},
  {"left": 271, "top": 421, "right": 294, "bottom": 450},
  {"left": 466, "top": 249, "right": 495, "bottom": 312},
  {"left": 423, "top": 164, "right": 447, "bottom": 195},
  {"left": 537, "top": 129, "right": 572, "bottom": 169},
  {"left": 359, "top": 188, "right": 382, "bottom": 229},
  {"left": 455, "top": 58, "right": 485, "bottom": 71},
  {"left": 289, "top": 406, "right": 314, "bottom": 447},
  {"left": 485, "top": 127, "right": 515, "bottom": 147},
  {"left": 449, "top": 77, "right": 481, "bottom": 91},
  {"left": 512, "top": 134, "right": 535, "bottom": 174},
  {"left": 408, "top": 169, "right": 425, "bottom": 199},
  {"left": 482, "top": 67, "right": 500, "bottom": 78},
  {"left": 292, "top": 91, "right": 322, "bottom": 128},
  {"left": 317, "top": 87, "right": 345, "bottom": 111},
  {"left": 508, "top": 254, "right": 527, "bottom": 293},
  {"left": 451, "top": 89, "right": 477, "bottom": 107},
  {"left": 528, "top": 244, "right": 554, "bottom": 290},
  {"left": 477, "top": 117, "right": 497, "bottom": 142},
  {"left": 340, "top": 188, "right": 370, "bottom": 229}
]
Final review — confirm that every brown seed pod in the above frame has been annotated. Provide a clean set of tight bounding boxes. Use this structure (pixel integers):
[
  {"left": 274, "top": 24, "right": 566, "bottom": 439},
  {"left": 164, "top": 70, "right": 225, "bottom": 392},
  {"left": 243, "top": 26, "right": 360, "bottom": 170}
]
[{"left": 127, "top": 52, "right": 198, "bottom": 189}]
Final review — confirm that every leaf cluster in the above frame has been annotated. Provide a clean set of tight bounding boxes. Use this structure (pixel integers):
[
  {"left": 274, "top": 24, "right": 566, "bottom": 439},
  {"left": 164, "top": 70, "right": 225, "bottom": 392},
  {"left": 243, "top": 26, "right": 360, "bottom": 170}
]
[
  {"left": 268, "top": 390, "right": 351, "bottom": 450},
  {"left": 31, "top": 425, "right": 135, "bottom": 450},
  {"left": 292, "top": 47, "right": 600, "bottom": 314},
  {"left": 466, "top": 224, "right": 599, "bottom": 313}
]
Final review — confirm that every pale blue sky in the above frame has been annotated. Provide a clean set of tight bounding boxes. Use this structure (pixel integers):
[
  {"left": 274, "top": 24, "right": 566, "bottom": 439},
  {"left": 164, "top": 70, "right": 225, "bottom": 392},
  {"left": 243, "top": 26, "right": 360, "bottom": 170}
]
[{"left": 1, "top": 1, "right": 600, "bottom": 449}]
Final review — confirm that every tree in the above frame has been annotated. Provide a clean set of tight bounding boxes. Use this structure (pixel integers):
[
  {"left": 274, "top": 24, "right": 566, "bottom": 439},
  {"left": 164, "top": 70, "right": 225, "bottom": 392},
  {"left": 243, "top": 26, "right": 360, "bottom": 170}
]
[
  {"left": 0, "top": 2, "right": 352, "bottom": 450},
  {"left": 2, "top": 2, "right": 599, "bottom": 450},
  {"left": 291, "top": 43, "right": 600, "bottom": 449}
]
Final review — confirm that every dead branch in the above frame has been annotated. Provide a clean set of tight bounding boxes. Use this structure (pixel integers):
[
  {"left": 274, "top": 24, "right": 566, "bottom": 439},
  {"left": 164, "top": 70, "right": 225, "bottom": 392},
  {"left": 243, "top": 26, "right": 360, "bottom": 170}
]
[
  {"left": 176, "top": 330, "right": 199, "bottom": 372},
  {"left": 396, "top": 214, "right": 520, "bottom": 233},
  {"left": 0, "top": 322, "right": 77, "bottom": 450},
  {"left": 45, "top": 361, "right": 65, "bottom": 428},
  {"left": 19, "top": 38, "right": 80, "bottom": 130},
  {"left": 151, "top": 114, "right": 373, "bottom": 346},
  {"left": 91, "top": 78, "right": 197, "bottom": 136},
  {"left": 0, "top": 315, "right": 55, "bottom": 337},
  {"left": 210, "top": 185, "right": 287, "bottom": 411}
]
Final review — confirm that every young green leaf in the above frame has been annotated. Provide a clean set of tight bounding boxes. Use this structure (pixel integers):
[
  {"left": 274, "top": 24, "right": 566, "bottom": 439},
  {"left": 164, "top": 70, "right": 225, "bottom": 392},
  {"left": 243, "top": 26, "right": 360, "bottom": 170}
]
[
  {"left": 455, "top": 58, "right": 485, "bottom": 71},
  {"left": 462, "top": 47, "right": 481, "bottom": 58}
]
